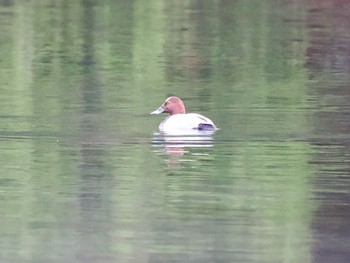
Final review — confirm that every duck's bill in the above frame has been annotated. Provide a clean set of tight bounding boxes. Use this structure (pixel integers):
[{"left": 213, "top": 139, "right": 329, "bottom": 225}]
[{"left": 150, "top": 106, "right": 165, "bottom": 115}]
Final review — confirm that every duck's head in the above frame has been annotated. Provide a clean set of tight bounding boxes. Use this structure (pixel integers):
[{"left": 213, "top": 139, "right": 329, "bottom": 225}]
[{"left": 151, "top": 96, "right": 186, "bottom": 115}]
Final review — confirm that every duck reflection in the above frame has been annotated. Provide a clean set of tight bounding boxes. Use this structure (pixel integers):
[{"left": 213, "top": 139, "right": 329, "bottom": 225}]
[{"left": 151, "top": 131, "right": 215, "bottom": 168}]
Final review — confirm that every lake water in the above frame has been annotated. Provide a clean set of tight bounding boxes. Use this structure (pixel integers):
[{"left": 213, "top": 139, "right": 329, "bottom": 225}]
[{"left": 0, "top": 1, "right": 349, "bottom": 263}]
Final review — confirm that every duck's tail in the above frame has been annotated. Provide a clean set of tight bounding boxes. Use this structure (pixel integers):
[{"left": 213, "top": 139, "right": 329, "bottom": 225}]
[{"left": 197, "top": 123, "right": 217, "bottom": 131}]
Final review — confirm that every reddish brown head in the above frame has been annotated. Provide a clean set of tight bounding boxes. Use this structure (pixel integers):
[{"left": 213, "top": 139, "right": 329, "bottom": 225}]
[{"left": 151, "top": 96, "right": 186, "bottom": 116}]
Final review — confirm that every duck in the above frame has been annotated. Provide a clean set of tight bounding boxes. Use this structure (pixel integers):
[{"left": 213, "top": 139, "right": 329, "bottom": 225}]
[{"left": 150, "top": 96, "right": 217, "bottom": 133}]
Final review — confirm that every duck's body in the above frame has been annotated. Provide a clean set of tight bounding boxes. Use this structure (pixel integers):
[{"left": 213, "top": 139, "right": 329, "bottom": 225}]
[
  {"left": 151, "top": 96, "right": 217, "bottom": 133},
  {"left": 159, "top": 113, "right": 216, "bottom": 132}
]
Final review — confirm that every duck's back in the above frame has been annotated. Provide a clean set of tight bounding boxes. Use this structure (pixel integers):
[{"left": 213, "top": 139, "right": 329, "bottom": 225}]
[{"left": 159, "top": 113, "right": 216, "bottom": 132}]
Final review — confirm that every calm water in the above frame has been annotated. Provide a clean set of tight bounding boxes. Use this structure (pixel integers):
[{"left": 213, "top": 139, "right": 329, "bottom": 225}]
[{"left": 0, "top": 1, "right": 349, "bottom": 263}]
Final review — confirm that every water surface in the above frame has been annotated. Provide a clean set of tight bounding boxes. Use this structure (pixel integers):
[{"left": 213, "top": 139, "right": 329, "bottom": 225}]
[{"left": 0, "top": 1, "right": 349, "bottom": 263}]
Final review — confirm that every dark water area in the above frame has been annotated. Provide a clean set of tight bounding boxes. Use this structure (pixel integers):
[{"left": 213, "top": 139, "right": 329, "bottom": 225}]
[{"left": 0, "top": 1, "right": 349, "bottom": 262}]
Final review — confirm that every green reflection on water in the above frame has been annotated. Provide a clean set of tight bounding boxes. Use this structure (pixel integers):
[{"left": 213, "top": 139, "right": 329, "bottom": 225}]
[{"left": 0, "top": 0, "right": 341, "bottom": 262}]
